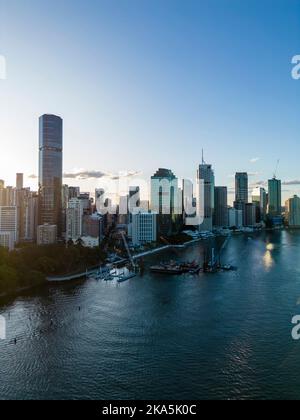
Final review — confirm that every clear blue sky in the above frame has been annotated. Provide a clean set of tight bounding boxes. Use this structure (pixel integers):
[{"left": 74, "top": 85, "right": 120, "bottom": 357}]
[{"left": 0, "top": 0, "right": 299, "bottom": 201}]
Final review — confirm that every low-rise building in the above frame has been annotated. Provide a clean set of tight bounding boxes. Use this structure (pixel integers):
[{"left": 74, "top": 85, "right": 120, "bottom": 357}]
[
  {"left": 132, "top": 211, "right": 157, "bottom": 246},
  {"left": 37, "top": 224, "right": 57, "bottom": 245}
]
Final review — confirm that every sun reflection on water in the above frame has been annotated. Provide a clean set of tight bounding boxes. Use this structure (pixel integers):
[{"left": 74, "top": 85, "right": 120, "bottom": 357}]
[{"left": 263, "top": 243, "right": 275, "bottom": 270}]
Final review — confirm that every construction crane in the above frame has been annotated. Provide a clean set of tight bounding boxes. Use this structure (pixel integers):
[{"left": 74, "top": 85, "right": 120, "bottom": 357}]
[
  {"left": 273, "top": 159, "right": 280, "bottom": 179},
  {"left": 120, "top": 231, "right": 136, "bottom": 269}
]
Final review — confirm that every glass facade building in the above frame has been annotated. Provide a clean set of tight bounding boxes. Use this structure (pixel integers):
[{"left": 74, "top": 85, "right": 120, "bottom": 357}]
[
  {"left": 235, "top": 172, "right": 248, "bottom": 203},
  {"left": 198, "top": 163, "right": 215, "bottom": 231},
  {"left": 214, "top": 186, "right": 228, "bottom": 227},
  {"left": 268, "top": 177, "right": 282, "bottom": 216},
  {"left": 38, "top": 114, "right": 63, "bottom": 236},
  {"left": 151, "top": 168, "right": 180, "bottom": 236}
]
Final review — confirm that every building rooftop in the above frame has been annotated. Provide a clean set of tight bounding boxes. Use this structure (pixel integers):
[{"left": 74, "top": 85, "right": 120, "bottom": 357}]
[{"left": 151, "top": 168, "right": 176, "bottom": 179}]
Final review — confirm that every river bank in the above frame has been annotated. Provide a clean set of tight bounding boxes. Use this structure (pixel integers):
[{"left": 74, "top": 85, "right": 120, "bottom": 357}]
[{"left": 46, "top": 237, "right": 206, "bottom": 282}]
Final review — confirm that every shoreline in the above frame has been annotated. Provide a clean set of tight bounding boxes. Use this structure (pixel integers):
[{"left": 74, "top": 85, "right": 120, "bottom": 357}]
[
  {"left": 45, "top": 237, "right": 208, "bottom": 283},
  {"left": 1, "top": 228, "right": 285, "bottom": 294}
]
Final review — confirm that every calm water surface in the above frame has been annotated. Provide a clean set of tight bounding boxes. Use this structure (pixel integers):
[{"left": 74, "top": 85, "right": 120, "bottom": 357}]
[{"left": 1, "top": 230, "right": 300, "bottom": 400}]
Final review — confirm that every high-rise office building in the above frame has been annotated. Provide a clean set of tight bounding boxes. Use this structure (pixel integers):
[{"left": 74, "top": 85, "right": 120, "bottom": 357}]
[
  {"left": 66, "top": 198, "right": 84, "bottom": 242},
  {"left": 132, "top": 211, "right": 157, "bottom": 246},
  {"left": 151, "top": 168, "right": 180, "bottom": 237},
  {"left": 252, "top": 187, "right": 267, "bottom": 222},
  {"left": 182, "top": 179, "right": 195, "bottom": 224},
  {"left": 69, "top": 187, "right": 80, "bottom": 200},
  {"left": 16, "top": 188, "right": 28, "bottom": 242},
  {"left": 127, "top": 186, "right": 141, "bottom": 238},
  {"left": 79, "top": 193, "right": 92, "bottom": 215},
  {"left": 82, "top": 213, "right": 103, "bottom": 240},
  {"left": 235, "top": 173, "right": 248, "bottom": 203},
  {"left": 228, "top": 207, "right": 243, "bottom": 228},
  {"left": 0, "top": 232, "right": 15, "bottom": 251},
  {"left": 214, "top": 187, "right": 228, "bottom": 227},
  {"left": 285, "top": 195, "right": 300, "bottom": 227},
  {"left": 245, "top": 203, "right": 256, "bottom": 227},
  {"left": 0, "top": 206, "right": 18, "bottom": 246},
  {"left": 16, "top": 173, "right": 23, "bottom": 190},
  {"left": 24, "top": 193, "right": 39, "bottom": 242},
  {"left": 0, "top": 186, "right": 15, "bottom": 207},
  {"left": 268, "top": 177, "right": 281, "bottom": 216},
  {"left": 197, "top": 157, "right": 215, "bottom": 231},
  {"left": 234, "top": 172, "right": 248, "bottom": 225},
  {"left": 38, "top": 114, "right": 63, "bottom": 237}
]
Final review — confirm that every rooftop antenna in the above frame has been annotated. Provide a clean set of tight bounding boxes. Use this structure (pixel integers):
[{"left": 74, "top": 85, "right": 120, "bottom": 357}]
[
  {"left": 202, "top": 149, "right": 206, "bottom": 165},
  {"left": 273, "top": 159, "right": 280, "bottom": 179}
]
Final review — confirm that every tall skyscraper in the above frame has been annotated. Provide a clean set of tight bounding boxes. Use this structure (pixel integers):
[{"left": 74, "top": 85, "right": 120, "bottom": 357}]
[
  {"left": 0, "top": 206, "right": 18, "bottom": 247},
  {"left": 268, "top": 177, "right": 282, "bottom": 216},
  {"left": 252, "top": 187, "right": 267, "bottom": 222},
  {"left": 16, "top": 173, "right": 23, "bottom": 190},
  {"left": 245, "top": 203, "right": 256, "bottom": 227},
  {"left": 66, "top": 198, "right": 84, "bottom": 241},
  {"left": 214, "top": 186, "right": 228, "bottom": 227},
  {"left": 198, "top": 155, "right": 215, "bottom": 231},
  {"left": 234, "top": 172, "right": 248, "bottom": 226},
  {"left": 235, "top": 172, "right": 248, "bottom": 203},
  {"left": 24, "top": 193, "right": 39, "bottom": 242},
  {"left": 38, "top": 114, "right": 63, "bottom": 237},
  {"left": 151, "top": 168, "right": 180, "bottom": 237}
]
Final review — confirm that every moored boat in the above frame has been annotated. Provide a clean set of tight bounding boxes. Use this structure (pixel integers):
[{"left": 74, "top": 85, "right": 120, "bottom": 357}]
[{"left": 150, "top": 260, "right": 200, "bottom": 275}]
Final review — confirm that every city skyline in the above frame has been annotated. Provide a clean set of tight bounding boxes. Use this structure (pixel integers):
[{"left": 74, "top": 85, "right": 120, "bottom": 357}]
[
  {"left": 0, "top": 121, "right": 297, "bottom": 207},
  {"left": 0, "top": 0, "right": 300, "bottom": 201}
]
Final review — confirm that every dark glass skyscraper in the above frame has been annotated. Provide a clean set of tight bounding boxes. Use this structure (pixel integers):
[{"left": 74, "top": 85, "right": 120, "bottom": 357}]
[
  {"left": 234, "top": 172, "right": 248, "bottom": 226},
  {"left": 235, "top": 172, "right": 248, "bottom": 203},
  {"left": 38, "top": 114, "right": 63, "bottom": 236},
  {"left": 151, "top": 168, "right": 180, "bottom": 236},
  {"left": 268, "top": 177, "right": 282, "bottom": 216},
  {"left": 214, "top": 186, "right": 228, "bottom": 227},
  {"left": 197, "top": 161, "right": 215, "bottom": 231}
]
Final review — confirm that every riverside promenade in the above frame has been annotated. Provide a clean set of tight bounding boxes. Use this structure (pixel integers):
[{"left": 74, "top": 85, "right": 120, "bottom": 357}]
[
  {"left": 46, "top": 237, "right": 207, "bottom": 283},
  {"left": 46, "top": 245, "right": 171, "bottom": 282}
]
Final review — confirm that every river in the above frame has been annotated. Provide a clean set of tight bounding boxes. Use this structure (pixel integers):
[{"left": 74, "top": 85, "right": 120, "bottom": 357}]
[{"left": 1, "top": 230, "right": 300, "bottom": 400}]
